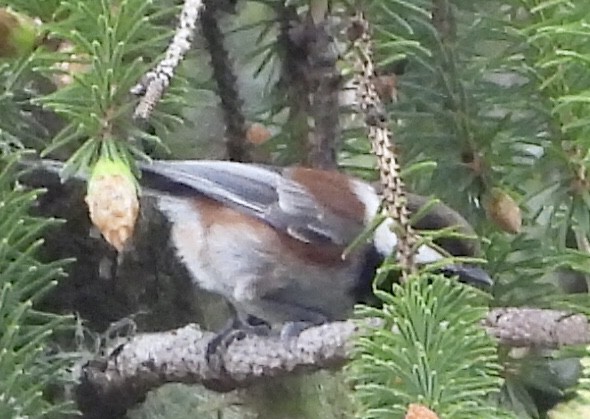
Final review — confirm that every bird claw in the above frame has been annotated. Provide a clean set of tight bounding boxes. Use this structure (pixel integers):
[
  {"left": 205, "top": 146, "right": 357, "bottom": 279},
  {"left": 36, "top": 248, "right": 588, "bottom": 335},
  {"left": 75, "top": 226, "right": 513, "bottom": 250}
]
[
  {"left": 205, "top": 315, "right": 271, "bottom": 363},
  {"left": 279, "top": 321, "right": 314, "bottom": 340},
  {"left": 206, "top": 328, "right": 246, "bottom": 363},
  {"left": 279, "top": 321, "right": 317, "bottom": 352}
]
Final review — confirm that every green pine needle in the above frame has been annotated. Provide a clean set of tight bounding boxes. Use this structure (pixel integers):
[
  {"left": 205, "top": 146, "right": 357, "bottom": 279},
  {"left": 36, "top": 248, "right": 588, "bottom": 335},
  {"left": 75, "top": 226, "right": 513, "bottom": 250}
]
[
  {"left": 349, "top": 275, "right": 506, "bottom": 418},
  {"left": 0, "top": 154, "right": 74, "bottom": 417}
]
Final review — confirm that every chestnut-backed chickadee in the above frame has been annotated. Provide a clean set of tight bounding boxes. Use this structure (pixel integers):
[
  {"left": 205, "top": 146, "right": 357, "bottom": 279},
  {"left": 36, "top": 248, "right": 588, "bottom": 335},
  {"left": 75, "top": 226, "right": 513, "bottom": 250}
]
[
  {"left": 137, "top": 160, "right": 492, "bottom": 329},
  {"left": 23, "top": 159, "right": 492, "bottom": 338}
]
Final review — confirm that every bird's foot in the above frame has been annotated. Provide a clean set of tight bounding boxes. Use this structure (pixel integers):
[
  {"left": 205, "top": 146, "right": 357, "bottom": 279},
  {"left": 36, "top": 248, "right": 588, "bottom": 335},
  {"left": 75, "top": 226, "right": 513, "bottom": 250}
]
[
  {"left": 279, "top": 320, "right": 324, "bottom": 352},
  {"left": 206, "top": 315, "right": 271, "bottom": 363},
  {"left": 279, "top": 320, "right": 315, "bottom": 341}
]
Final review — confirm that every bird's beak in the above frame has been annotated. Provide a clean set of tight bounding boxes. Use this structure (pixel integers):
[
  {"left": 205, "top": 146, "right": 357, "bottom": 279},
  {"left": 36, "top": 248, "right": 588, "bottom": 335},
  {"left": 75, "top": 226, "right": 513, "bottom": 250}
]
[{"left": 437, "top": 264, "right": 494, "bottom": 289}]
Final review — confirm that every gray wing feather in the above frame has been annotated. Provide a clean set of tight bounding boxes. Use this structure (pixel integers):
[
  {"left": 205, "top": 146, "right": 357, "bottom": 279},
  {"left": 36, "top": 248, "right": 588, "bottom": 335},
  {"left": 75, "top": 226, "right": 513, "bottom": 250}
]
[{"left": 139, "top": 160, "right": 361, "bottom": 246}]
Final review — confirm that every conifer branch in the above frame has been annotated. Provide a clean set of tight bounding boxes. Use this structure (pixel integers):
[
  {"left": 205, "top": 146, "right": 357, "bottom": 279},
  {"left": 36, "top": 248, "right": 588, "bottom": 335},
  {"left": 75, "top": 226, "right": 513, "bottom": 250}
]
[
  {"left": 303, "top": 12, "right": 341, "bottom": 170},
  {"left": 349, "top": 13, "right": 416, "bottom": 279},
  {"left": 75, "top": 308, "right": 590, "bottom": 416},
  {"left": 483, "top": 308, "right": 590, "bottom": 348},
  {"left": 275, "top": 4, "right": 313, "bottom": 164},
  {"left": 201, "top": 0, "right": 250, "bottom": 162},
  {"left": 131, "top": 0, "right": 204, "bottom": 120},
  {"left": 275, "top": 4, "right": 340, "bottom": 169}
]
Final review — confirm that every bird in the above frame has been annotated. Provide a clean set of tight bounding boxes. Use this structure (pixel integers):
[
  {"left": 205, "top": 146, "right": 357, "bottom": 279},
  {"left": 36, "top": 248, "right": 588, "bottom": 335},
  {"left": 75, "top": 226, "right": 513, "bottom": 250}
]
[
  {"left": 136, "top": 161, "right": 492, "bottom": 327},
  {"left": 22, "top": 158, "right": 492, "bottom": 343}
]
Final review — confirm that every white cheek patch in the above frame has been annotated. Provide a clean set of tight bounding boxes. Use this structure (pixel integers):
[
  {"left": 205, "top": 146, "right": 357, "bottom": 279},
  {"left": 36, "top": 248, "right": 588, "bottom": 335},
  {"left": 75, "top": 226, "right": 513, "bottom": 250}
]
[{"left": 349, "top": 180, "right": 443, "bottom": 264}]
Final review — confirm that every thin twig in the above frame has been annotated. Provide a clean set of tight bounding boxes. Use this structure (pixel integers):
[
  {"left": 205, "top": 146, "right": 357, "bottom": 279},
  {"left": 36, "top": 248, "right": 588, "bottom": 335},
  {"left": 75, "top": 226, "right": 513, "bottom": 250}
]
[
  {"left": 349, "top": 13, "right": 416, "bottom": 278},
  {"left": 131, "top": 0, "right": 205, "bottom": 120}
]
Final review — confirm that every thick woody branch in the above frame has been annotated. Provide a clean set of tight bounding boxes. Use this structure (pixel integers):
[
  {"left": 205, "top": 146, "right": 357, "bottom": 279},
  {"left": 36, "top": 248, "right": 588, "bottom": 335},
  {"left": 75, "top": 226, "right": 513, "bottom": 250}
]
[
  {"left": 201, "top": 0, "right": 250, "bottom": 162},
  {"left": 302, "top": 13, "right": 341, "bottom": 170},
  {"left": 275, "top": 4, "right": 341, "bottom": 169},
  {"left": 483, "top": 307, "right": 590, "bottom": 348},
  {"left": 76, "top": 308, "right": 590, "bottom": 417},
  {"left": 76, "top": 322, "right": 357, "bottom": 418}
]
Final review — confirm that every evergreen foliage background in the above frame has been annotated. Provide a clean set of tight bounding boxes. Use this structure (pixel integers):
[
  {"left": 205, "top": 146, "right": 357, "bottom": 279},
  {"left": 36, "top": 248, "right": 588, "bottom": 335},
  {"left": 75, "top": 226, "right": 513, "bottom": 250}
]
[{"left": 0, "top": 0, "right": 590, "bottom": 418}]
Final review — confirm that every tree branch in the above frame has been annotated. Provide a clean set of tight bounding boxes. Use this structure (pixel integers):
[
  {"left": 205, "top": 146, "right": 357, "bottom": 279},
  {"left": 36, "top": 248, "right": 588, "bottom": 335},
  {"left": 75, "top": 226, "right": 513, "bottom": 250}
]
[
  {"left": 483, "top": 307, "right": 590, "bottom": 348},
  {"left": 75, "top": 321, "right": 358, "bottom": 418},
  {"left": 305, "top": 17, "right": 341, "bottom": 170},
  {"left": 75, "top": 307, "right": 590, "bottom": 417},
  {"left": 201, "top": 0, "right": 250, "bottom": 162},
  {"left": 131, "top": 0, "right": 204, "bottom": 120},
  {"left": 275, "top": 5, "right": 341, "bottom": 169},
  {"left": 349, "top": 12, "right": 417, "bottom": 278}
]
